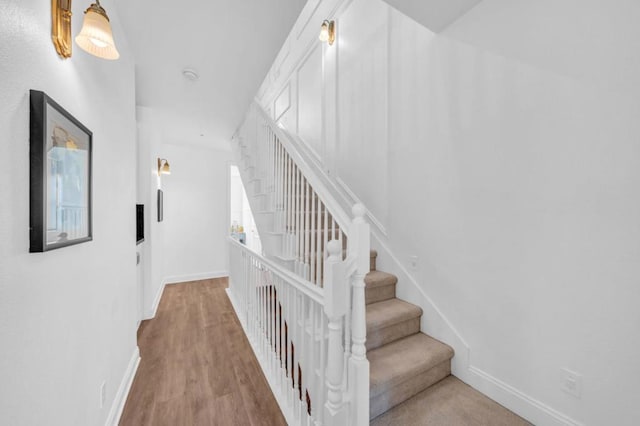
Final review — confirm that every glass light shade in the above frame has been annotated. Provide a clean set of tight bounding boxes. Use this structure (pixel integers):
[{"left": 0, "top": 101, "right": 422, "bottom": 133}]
[
  {"left": 319, "top": 22, "right": 330, "bottom": 42},
  {"left": 319, "top": 20, "right": 335, "bottom": 45},
  {"left": 75, "top": 3, "right": 120, "bottom": 60},
  {"left": 158, "top": 158, "right": 171, "bottom": 175}
]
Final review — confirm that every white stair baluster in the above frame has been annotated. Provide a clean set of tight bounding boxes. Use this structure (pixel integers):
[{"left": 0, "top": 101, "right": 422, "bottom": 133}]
[{"left": 323, "top": 240, "right": 347, "bottom": 425}]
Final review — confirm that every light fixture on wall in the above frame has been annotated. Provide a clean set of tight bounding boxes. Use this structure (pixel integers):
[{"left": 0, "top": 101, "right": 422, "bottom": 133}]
[
  {"left": 75, "top": 0, "right": 120, "bottom": 60},
  {"left": 52, "top": 0, "right": 73, "bottom": 59},
  {"left": 157, "top": 158, "right": 171, "bottom": 176},
  {"left": 319, "top": 20, "right": 335, "bottom": 45}
]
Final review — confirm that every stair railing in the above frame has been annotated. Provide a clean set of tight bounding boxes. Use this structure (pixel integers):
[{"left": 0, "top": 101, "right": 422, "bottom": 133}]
[{"left": 228, "top": 102, "right": 370, "bottom": 425}]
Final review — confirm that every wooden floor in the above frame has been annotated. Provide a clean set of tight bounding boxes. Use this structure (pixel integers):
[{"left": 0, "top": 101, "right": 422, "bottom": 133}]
[{"left": 120, "top": 278, "right": 286, "bottom": 426}]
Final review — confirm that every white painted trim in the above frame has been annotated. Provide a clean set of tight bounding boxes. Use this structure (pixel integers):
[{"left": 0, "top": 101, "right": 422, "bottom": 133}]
[
  {"left": 145, "top": 279, "right": 166, "bottom": 320},
  {"left": 465, "top": 366, "right": 584, "bottom": 426},
  {"left": 274, "top": 83, "right": 291, "bottom": 122},
  {"left": 335, "top": 177, "right": 387, "bottom": 236},
  {"left": 295, "top": 0, "right": 322, "bottom": 40},
  {"left": 225, "top": 288, "right": 295, "bottom": 425},
  {"left": 163, "top": 270, "right": 229, "bottom": 285},
  {"left": 296, "top": 43, "right": 324, "bottom": 163},
  {"left": 226, "top": 161, "right": 233, "bottom": 274},
  {"left": 105, "top": 346, "right": 141, "bottom": 426}
]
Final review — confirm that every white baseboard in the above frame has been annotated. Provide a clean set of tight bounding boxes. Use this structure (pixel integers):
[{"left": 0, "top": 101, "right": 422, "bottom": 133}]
[
  {"left": 105, "top": 346, "right": 140, "bottom": 426},
  {"left": 461, "top": 366, "right": 583, "bottom": 426},
  {"left": 163, "top": 270, "right": 228, "bottom": 285},
  {"left": 144, "top": 272, "right": 229, "bottom": 320},
  {"left": 145, "top": 280, "right": 166, "bottom": 320}
]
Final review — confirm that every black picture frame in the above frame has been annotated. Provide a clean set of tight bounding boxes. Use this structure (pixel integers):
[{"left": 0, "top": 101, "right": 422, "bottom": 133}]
[
  {"left": 157, "top": 189, "right": 163, "bottom": 222},
  {"left": 29, "top": 90, "right": 93, "bottom": 252},
  {"left": 136, "top": 204, "right": 145, "bottom": 244}
]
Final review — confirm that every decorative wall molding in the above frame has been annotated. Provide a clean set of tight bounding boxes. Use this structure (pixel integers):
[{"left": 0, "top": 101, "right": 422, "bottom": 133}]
[
  {"left": 105, "top": 347, "right": 140, "bottom": 426},
  {"left": 295, "top": 0, "right": 322, "bottom": 40},
  {"left": 273, "top": 37, "right": 291, "bottom": 82},
  {"left": 259, "top": 0, "right": 346, "bottom": 111},
  {"left": 274, "top": 82, "right": 291, "bottom": 122},
  {"left": 248, "top": 1, "right": 587, "bottom": 424},
  {"left": 296, "top": 43, "right": 324, "bottom": 162}
]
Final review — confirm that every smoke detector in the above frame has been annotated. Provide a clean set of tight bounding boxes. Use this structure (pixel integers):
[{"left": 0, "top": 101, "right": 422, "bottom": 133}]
[{"left": 182, "top": 68, "right": 199, "bottom": 81}]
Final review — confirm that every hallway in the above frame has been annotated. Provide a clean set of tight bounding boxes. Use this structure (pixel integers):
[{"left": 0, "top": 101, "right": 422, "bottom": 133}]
[{"left": 120, "top": 278, "right": 286, "bottom": 426}]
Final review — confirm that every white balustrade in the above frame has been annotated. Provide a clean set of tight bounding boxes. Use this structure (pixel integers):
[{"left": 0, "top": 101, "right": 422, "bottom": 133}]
[{"left": 228, "top": 103, "right": 370, "bottom": 426}]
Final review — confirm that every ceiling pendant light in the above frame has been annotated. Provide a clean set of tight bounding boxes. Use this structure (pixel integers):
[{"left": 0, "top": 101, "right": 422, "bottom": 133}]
[{"left": 75, "top": 0, "right": 120, "bottom": 60}]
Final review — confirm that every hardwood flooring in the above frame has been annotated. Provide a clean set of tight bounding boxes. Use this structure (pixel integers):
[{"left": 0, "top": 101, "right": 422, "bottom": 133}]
[{"left": 119, "top": 278, "right": 286, "bottom": 426}]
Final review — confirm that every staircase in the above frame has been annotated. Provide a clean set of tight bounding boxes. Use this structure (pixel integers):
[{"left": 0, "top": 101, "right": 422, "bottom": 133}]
[
  {"left": 366, "top": 250, "right": 454, "bottom": 419},
  {"left": 229, "top": 102, "right": 455, "bottom": 425}
]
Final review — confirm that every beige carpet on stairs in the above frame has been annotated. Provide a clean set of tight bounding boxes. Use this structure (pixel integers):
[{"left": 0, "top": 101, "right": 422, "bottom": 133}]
[
  {"left": 366, "top": 250, "right": 530, "bottom": 425},
  {"left": 371, "top": 376, "right": 532, "bottom": 426}
]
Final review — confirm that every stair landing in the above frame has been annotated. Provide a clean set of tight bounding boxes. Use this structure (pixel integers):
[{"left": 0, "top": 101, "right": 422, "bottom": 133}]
[{"left": 371, "top": 375, "right": 532, "bottom": 426}]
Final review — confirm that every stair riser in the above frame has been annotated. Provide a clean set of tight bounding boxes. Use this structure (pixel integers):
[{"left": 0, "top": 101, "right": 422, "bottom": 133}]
[
  {"left": 370, "top": 361, "right": 451, "bottom": 420},
  {"left": 365, "top": 283, "right": 396, "bottom": 305},
  {"left": 366, "top": 317, "right": 420, "bottom": 351}
]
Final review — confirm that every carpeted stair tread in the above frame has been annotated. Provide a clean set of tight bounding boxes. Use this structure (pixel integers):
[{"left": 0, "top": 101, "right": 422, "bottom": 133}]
[
  {"left": 365, "top": 271, "right": 397, "bottom": 289},
  {"left": 366, "top": 298, "right": 422, "bottom": 331},
  {"left": 370, "top": 376, "right": 532, "bottom": 426},
  {"left": 365, "top": 270, "right": 397, "bottom": 305},
  {"left": 366, "top": 298, "right": 423, "bottom": 350},
  {"left": 369, "top": 333, "right": 454, "bottom": 399},
  {"left": 370, "top": 249, "right": 378, "bottom": 271}
]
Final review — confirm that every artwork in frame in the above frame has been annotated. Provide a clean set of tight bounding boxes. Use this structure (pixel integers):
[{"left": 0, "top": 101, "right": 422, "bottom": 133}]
[
  {"left": 157, "top": 189, "right": 163, "bottom": 222},
  {"left": 29, "top": 90, "right": 93, "bottom": 252}
]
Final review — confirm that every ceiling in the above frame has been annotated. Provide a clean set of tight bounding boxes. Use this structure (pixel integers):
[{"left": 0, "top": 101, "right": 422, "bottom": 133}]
[
  {"left": 382, "top": 0, "right": 482, "bottom": 33},
  {"left": 115, "top": 0, "right": 306, "bottom": 151}
]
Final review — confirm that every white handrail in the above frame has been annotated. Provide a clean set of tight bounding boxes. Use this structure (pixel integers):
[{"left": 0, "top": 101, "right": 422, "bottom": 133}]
[
  {"left": 229, "top": 237, "right": 323, "bottom": 304},
  {"left": 229, "top": 101, "right": 371, "bottom": 426},
  {"left": 252, "top": 104, "right": 352, "bottom": 234}
]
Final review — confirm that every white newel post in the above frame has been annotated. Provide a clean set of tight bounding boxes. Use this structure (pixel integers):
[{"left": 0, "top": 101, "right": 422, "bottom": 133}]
[
  {"left": 324, "top": 240, "right": 348, "bottom": 425},
  {"left": 349, "top": 204, "right": 370, "bottom": 426}
]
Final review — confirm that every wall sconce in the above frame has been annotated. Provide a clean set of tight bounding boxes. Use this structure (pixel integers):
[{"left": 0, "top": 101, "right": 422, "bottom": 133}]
[
  {"left": 75, "top": 0, "right": 120, "bottom": 60},
  {"left": 157, "top": 158, "right": 171, "bottom": 176},
  {"left": 319, "top": 20, "right": 336, "bottom": 46},
  {"left": 52, "top": 0, "right": 73, "bottom": 59}
]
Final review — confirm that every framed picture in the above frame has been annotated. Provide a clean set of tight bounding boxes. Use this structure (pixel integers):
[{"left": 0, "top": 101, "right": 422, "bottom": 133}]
[
  {"left": 157, "top": 189, "right": 163, "bottom": 222},
  {"left": 29, "top": 90, "right": 92, "bottom": 252}
]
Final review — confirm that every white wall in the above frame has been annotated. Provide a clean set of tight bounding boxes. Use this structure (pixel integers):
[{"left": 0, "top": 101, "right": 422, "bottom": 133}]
[
  {"left": 136, "top": 108, "right": 232, "bottom": 313},
  {"left": 253, "top": 0, "right": 640, "bottom": 424},
  {"left": 161, "top": 143, "right": 232, "bottom": 283},
  {"left": 0, "top": 1, "right": 139, "bottom": 425},
  {"left": 136, "top": 107, "right": 166, "bottom": 319}
]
